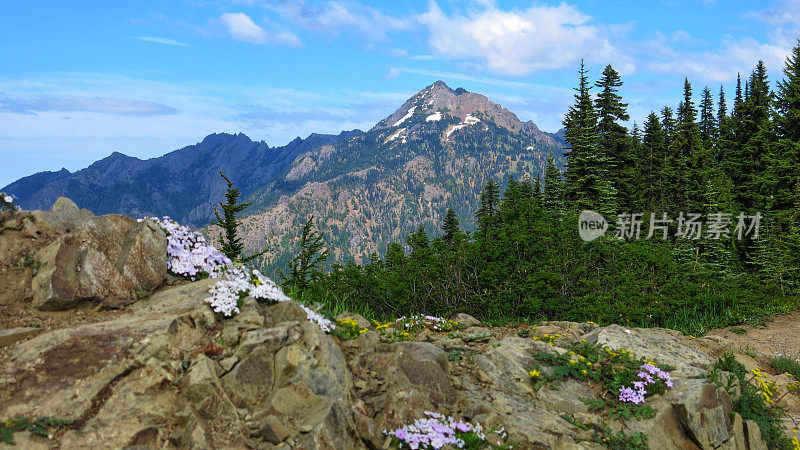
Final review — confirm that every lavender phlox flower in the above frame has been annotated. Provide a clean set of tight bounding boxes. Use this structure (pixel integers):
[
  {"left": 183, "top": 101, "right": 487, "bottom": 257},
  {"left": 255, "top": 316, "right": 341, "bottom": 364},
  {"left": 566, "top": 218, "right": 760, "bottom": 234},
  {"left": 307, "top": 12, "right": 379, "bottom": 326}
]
[
  {"left": 384, "top": 412, "right": 486, "bottom": 449},
  {"left": 619, "top": 386, "right": 646, "bottom": 404},
  {"left": 637, "top": 372, "right": 655, "bottom": 384}
]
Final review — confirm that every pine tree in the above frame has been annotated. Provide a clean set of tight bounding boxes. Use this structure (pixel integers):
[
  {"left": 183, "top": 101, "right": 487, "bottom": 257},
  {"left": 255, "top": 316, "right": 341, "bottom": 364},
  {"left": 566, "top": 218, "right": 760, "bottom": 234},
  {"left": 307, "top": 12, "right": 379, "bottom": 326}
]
[
  {"left": 699, "top": 86, "right": 716, "bottom": 150},
  {"left": 543, "top": 152, "right": 564, "bottom": 213},
  {"left": 734, "top": 61, "right": 774, "bottom": 211},
  {"left": 734, "top": 73, "right": 743, "bottom": 118},
  {"left": 563, "top": 60, "right": 617, "bottom": 214},
  {"left": 211, "top": 172, "right": 251, "bottom": 260},
  {"left": 766, "top": 37, "right": 800, "bottom": 287},
  {"left": 442, "top": 208, "right": 460, "bottom": 245},
  {"left": 476, "top": 179, "right": 501, "bottom": 240},
  {"left": 283, "top": 215, "right": 330, "bottom": 292},
  {"left": 769, "top": 38, "right": 800, "bottom": 212},
  {"left": 674, "top": 78, "right": 706, "bottom": 211},
  {"left": 717, "top": 84, "right": 728, "bottom": 122},
  {"left": 661, "top": 106, "right": 676, "bottom": 150},
  {"left": 641, "top": 112, "right": 667, "bottom": 210},
  {"left": 594, "top": 64, "right": 631, "bottom": 208}
]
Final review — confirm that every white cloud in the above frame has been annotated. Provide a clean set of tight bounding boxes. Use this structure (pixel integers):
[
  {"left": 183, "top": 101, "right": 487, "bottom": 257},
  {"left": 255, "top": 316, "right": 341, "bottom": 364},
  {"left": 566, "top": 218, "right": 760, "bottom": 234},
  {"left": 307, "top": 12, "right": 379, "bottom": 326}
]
[
  {"left": 751, "top": 0, "right": 800, "bottom": 26},
  {"left": 647, "top": 35, "right": 793, "bottom": 82},
  {"left": 219, "top": 12, "right": 301, "bottom": 46},
  {"left": 416, "top": 1, "right": 633, "bottom": 76},
  {"left": 269, "top": 1, "right": 411, "bottom": 41},
  {"left": 133, "top": 36, "right": 188, "bottom": 47}
]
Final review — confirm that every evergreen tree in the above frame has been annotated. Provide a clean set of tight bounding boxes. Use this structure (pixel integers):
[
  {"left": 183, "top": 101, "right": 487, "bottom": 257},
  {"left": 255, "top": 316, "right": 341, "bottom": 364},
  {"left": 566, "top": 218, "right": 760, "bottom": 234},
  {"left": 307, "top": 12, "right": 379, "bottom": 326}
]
[
  {"left": 543, "top": 152, "right": 564, "bottom": 213},
  {"left": 734, "top": 73, "right": 743, "bottom": 117},
  {"left": 283, "top": 215, "right": 330, "bottom": 292},
  {"left": 442, "top": 208, "right": 460, "bottom": 245},
  {"left": 717, "top": 84, "right": 728, "bottom": 122},
  {"left": 699, "top": 86, "right": 716, "bottom": 149},
  {"left": 641, "top": 112, "right": 667, "bottom": 210},
  {"left": 734, "top": 61, "right": 774, "bottom": 210},
  {"left": 673, "top": 78, "right": 706, "bottom": 210},
  {"left": 563, "top": 60, "right": 617, "bottom": 214},
  {"left": 765, "top": 38, "right": 800, "bottom": 287},
  {"left": 770, "top": 37, "right": 800, "bottom": 212},
  {"left": 476, "top": 179, "right": 501, "bottom": 241},
  {"left": 211, "top": 172, "right": 251, "bottom": 260},
  {"left": 661, "top": 106, "right": 676, "bottom": 150},
  {"left": 594, "top": 64, "right": 631, "bottom": 208}
]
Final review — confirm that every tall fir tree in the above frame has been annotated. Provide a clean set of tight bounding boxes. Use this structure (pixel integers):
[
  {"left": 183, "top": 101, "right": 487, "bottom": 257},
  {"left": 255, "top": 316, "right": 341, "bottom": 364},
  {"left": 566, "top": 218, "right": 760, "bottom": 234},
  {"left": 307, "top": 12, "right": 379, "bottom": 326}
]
[
  {"left": 770, "top": 37, "right": 800, "bottom": 211},
  {"left": 543, "top": 152, "right": 564, "bottom": 213},
  {"left": 476, "top": 179, "right": 501, "bottom": 243},
  {"left": 717, "top": 84, "right": 728, "bottom": 121},
  {"left": 211, "top": 172, "right": 251, "bottom": 260},
  {"left": 563, "top": 60, "right": 617, "bottom": 214},
  {"left": 734, "top": 61, "right": 774, "bottom": 211},
  {"left": 640, "top": 112, "right": 667, "bottom": 210},
  {"left": 283, "top": 215, "right": 330, "bottom": 292},
  {"left": 766, "top": 38, "right": 800, "bottom": 287},
  {"left": 594, "top": 64, "right": 631, "bottom": 209},
  {"left": 674, "top": 78, "right": 706, "bottom": 211},
  {"left": 699, "top": 86, "right": 716, "bottom": 150},
  {"left": 442, "top": 208, "right": 460, "bottom": 245}
]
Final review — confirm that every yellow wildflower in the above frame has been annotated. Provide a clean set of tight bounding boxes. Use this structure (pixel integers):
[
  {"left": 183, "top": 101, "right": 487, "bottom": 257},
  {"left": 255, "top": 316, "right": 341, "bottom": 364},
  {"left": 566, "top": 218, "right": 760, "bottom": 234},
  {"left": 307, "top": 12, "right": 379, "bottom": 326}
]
[
  {"left": 529, "top": 369, "right": 541, "bottom": 378},
  {"left": 581, "top": 369, "right": 588, "bottom": 376}
]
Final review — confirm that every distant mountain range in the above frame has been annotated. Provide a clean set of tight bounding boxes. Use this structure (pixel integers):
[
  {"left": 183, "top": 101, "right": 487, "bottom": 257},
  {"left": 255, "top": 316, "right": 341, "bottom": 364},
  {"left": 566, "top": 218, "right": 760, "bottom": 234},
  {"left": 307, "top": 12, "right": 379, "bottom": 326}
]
[
  {"left": 3, "top": 81, "right": 566, "bottom": 271},
  {"left": 3, "top": 131, "right": 361, "bottom": 225}
]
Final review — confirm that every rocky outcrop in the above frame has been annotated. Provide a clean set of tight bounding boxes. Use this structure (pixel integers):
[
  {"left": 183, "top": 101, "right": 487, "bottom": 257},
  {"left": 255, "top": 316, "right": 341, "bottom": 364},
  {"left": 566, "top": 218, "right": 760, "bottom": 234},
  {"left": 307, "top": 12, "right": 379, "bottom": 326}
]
[
  {"left": 1, "top": 285, "right": 782, "bottom": 449},
  {"left": 0, "top": 197, "right": 167, "bottom": 312}
]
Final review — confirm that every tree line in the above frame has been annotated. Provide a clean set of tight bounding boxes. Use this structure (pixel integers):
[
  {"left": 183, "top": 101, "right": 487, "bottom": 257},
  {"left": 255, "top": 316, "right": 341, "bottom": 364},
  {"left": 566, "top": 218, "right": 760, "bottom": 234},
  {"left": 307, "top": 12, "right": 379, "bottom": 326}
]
[{"left": 261, "top": 38, "right": 800, "bottom": 334}]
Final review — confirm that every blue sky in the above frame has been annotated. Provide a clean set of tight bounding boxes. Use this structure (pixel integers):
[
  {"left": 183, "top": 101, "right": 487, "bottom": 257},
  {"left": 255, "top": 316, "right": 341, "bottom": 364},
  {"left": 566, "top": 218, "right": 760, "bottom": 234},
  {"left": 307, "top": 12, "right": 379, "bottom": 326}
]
[{"left": 1, "top": 0, "right": 799, "bottom": 187}]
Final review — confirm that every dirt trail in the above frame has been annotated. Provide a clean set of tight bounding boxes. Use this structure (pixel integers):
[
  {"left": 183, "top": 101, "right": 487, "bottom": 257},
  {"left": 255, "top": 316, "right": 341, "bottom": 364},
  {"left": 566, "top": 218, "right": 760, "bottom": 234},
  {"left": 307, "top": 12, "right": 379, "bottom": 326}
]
[{"left": 706, "top": 310, "right": 800, "bottom": 363}]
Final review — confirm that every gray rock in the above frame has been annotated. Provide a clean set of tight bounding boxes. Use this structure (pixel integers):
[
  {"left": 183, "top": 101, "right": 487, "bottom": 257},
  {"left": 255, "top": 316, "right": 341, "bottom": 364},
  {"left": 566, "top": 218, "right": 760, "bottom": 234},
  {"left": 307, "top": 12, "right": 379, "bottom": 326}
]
[
  {"left": 31, "top": 214, "right": 167, "bottom": 310},
  {"left": 451, "top": 313, "right": 481, "bottom": 327}
]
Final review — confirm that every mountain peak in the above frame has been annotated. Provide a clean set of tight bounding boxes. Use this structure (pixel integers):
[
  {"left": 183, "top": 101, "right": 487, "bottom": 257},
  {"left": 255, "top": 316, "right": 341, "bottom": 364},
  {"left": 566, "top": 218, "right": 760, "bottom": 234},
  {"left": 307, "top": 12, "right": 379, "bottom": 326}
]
[{"left": 375, "top": 81, "right": 532, "bottom": 135}]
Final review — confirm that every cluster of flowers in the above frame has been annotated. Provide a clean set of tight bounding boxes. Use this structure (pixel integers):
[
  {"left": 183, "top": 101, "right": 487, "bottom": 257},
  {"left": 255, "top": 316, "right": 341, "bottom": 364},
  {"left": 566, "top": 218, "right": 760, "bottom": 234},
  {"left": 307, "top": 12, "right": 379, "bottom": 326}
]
[
  {"left": 0, "top": 192, "right": 17, "bottom": 211},
  {"left": 147, "top": 217, "right": 335, "bottom": 332},
  {"left": 204, "top": 264, "right": 287, "bottom": 316},
  {"left": 531, "top": 333, "right": 565, "bottom": 346},
  {"left": 618, "top": 363, "right": 674, "bottom": 404},
  {"left": 750, "top": 368, "right": 779, "bottom": 404},
  {"left": 384, "top": 411, "right": 491, "bottom": 449},
  {"left": 397, "top": 315, "right": 459, "bottom": 332},
  {"left": 144, "top": 217, "right": 231, "bottom": 279}
]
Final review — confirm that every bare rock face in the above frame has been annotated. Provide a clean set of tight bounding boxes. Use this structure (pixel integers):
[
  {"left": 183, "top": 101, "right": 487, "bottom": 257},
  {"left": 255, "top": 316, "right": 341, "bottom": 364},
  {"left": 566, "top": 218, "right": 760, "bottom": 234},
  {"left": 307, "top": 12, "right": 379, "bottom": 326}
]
[{"left": 0, "top": 197, "right": 168, "bottom": 311}]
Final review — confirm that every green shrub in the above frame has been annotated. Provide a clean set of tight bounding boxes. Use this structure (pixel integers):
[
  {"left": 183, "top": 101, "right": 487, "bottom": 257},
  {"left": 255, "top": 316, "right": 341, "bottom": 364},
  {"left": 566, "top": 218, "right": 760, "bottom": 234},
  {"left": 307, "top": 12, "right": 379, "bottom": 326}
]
[{"left": 708, "top": 352, "right": 792, "bottom": 449}]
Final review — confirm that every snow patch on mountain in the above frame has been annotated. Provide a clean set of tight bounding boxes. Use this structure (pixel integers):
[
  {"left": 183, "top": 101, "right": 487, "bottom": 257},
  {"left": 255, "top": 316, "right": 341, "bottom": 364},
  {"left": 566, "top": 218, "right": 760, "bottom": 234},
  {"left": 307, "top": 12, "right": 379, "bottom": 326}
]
[
  {"left": 393, "top": 106, "right": 416, "bottom": 127},
  {"left": 464, "top": 114, "right": 480, "bottom": 124},
  {"left": 386, "top": 128, "right": 405, "bottom": 143},
  {"left": 426, "top": 112, "right": 442, "bottom": 122},
  {"left": 445, "top": 114, "right": 481, "bottom": 139}
]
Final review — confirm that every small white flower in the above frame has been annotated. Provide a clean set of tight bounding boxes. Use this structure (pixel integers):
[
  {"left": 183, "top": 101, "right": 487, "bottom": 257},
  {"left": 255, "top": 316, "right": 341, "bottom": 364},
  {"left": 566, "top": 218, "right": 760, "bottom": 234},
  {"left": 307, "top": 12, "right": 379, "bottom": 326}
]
[{"left": 3, "top": 195, "right": 12, "bottom": 203}]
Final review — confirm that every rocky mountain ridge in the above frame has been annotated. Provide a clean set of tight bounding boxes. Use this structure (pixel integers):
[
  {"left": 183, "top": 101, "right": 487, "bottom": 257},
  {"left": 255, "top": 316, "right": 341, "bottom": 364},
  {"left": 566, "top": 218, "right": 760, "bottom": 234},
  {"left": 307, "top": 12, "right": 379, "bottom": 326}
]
[
  {"left": 3, "top": 131, "right": 360, "bottom": 226},
  {"left": 1, "top": 200, "right": 798, "bottom": 449}
]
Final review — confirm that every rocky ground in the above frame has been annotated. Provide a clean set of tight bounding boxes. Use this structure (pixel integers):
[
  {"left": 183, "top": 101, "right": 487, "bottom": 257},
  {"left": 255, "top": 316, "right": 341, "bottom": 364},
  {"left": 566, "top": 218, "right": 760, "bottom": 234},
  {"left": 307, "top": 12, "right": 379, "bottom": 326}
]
[{"left": 1, "top": 200, "right": 799, "bottom": 449}]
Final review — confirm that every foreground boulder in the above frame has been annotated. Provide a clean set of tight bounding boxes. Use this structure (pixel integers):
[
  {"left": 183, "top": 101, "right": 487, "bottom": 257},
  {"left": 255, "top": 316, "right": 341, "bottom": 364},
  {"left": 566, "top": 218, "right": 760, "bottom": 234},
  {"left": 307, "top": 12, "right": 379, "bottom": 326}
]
[{"left": 0, "top": 197, "right": 167, "bottom": 312}]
